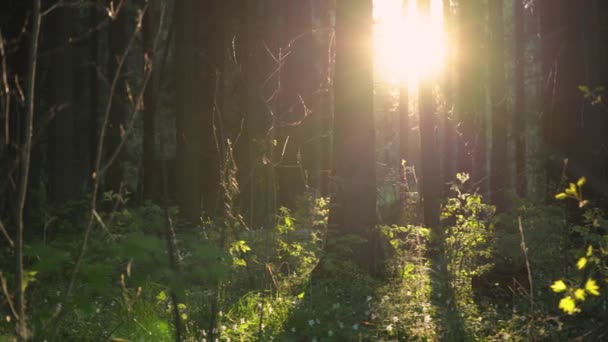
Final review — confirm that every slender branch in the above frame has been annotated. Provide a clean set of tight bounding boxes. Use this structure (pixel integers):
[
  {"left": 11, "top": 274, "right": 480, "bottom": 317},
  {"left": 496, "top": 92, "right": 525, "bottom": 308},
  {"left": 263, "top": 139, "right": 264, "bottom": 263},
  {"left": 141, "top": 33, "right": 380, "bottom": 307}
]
[
  {"left": 0, "top": 31, "right": 11, "bottom": 145},
  {"left": 47, "top": 5, "right": 149, "bottom": 335},
  {"left": 0, "top": 217, "right": 14, "bottom": 247},
  {"left": 518, "top": 216, "right": 534, "bottom": 318},
  {"left": 1, "top": 272, "right": 19, "bottom": 321},
  {"left": 14, "top": 0, "right": 41, "bottom": 338}
]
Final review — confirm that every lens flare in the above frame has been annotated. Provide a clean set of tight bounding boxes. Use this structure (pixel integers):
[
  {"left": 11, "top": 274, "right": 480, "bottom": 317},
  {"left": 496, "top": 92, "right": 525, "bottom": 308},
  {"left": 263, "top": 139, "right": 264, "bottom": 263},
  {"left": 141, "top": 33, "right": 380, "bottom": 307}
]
[{"left": 374, "top": 0, "right": 447, "bottom": 87}]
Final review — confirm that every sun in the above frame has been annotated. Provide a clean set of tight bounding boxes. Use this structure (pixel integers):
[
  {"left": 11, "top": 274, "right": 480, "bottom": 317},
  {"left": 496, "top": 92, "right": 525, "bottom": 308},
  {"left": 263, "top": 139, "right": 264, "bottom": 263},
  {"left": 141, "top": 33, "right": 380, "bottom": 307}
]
[{"left": 374, "top": 0, "right": 447, "bottom": 87}]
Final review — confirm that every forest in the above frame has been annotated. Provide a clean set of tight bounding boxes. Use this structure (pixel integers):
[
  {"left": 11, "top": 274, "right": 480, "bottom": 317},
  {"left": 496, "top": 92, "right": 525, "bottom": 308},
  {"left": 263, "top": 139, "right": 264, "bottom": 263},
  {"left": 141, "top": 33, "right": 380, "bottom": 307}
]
[{"left": 1, "top": 0, "right": 607, "bottom": 340}]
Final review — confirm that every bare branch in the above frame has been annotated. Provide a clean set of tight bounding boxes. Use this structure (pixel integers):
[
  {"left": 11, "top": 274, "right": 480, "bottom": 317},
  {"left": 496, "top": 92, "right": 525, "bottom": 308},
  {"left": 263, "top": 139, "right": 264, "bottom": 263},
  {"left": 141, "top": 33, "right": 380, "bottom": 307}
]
[
  {"left": 14, "top": 0, "right": 42, "bottom": 338},
  {"left": 0, "top": 217, "right": 14, "bottom": 247}
]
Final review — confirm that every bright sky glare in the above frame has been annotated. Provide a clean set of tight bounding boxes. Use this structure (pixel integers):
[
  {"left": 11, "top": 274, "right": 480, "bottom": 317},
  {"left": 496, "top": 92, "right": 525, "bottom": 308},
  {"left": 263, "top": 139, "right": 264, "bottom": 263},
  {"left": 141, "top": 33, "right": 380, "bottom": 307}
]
[{"left": 374, "top": 0, "right": 447, "bottom": 87}]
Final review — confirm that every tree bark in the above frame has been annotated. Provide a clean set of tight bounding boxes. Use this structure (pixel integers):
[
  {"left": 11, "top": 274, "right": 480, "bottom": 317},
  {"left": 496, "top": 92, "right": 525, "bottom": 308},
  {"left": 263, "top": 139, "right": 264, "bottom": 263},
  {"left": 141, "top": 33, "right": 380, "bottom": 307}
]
[
  {"left": 48, "top": 5, "right": 78, "bottom": 202},
  {"left": 489, "top": 0, "right": 507, "bottom": 210},
  {"left": 327, "top": 0, "right": 380, "bottom": 274},
  {"left": 513, "top": 0, "right": 526, "bottom": 197},
  {"left": 174, "top": 0, "right": 220, "bottom": 222}
]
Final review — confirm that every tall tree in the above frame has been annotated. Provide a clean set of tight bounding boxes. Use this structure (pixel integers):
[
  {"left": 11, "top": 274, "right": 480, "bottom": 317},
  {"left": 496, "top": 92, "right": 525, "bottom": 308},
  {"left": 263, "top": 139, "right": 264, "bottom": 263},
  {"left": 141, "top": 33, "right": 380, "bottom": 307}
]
[
  {"left": 418, "top": 0, "right": 441, "bottom": 231},
  {"left": 174, "top": 0, "right": 221, "bottom": 222},
  {"left": 523, "top": 0, "right": 544, "bottom": 200},
  {"left": 513, "top": 0, "right": 526, "bottom": 197},
  {"left": 47, "top": 5, "right": 78, "bottom": 202},
  {"left": 327, "top": 0, "right": 380, "bottom": 274},
  {"left": 540, "top": 0, "right": 585, "bottom": 193},
  {"left": 276, "top": 0, "right": 315, "bottom": 210},
  {"left": 456, "top": 0, "right": 487, "bottom": 188},
  {"left": 142, "top": 0, "right": 159, "bottom": 201},
  {"left": 489, "top": 0, "right": 507, "bottom": 209}
]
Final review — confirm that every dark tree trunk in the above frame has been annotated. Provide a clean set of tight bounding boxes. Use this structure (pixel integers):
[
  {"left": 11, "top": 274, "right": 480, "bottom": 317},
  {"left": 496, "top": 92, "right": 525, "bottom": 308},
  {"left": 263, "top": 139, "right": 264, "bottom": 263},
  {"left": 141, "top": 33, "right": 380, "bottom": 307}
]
[
  {"left": 417, "top": 0, "right": 441, "bottom": 232},
  {"left": 174, "top": 0, "right": 221, "bottom": 222},
  {"left": 104, "top": 10, "right": 127, "bottom": 194},
  {"left": 489, "top": 0, "right": 507, "bottom": 210},
  {"left": 47, "top": 5, "right": 78, "bottom": 202},
  {"left": 89, "top": 4, "right": 99, "bottom": 186},
  {"left": 442, "top": 0, "right": 457, "bottom": 185},
  {"left": 456, "top": 0, "right": 486, "bottom": 189},
  {"left": 142, "top": 2, "right": 159, "bottom": 201},
  {"left": 513, "top": 0, "right": 526, "bottom": 197},
  {"left": 175, "top": 0, "right": 204, "bottom": 222},
  {"left": 399, "top": 83, "right": 409, "bottom": 194},
  {"left": 540, "top": 0, "right": 585, "bottom": 194},
  {"left": 327, "top": 0, "right": 380, "bottom": 274},
  {"left": 275, "top": 0, "right": 316, "bottom": 210}
]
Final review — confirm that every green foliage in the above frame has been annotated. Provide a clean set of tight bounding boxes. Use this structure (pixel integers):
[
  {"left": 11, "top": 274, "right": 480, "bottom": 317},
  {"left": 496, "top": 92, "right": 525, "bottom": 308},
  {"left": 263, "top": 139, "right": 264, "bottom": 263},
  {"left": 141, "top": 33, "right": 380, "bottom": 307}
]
[
  {"left": 442, "top": 173, "right": 496, "bottom": 282},
  {"left": 6, "top": 179, "right": 608, "bottom": 340},
  {"left": 551, "top": 177, "right": 607, "bottom": 316}
]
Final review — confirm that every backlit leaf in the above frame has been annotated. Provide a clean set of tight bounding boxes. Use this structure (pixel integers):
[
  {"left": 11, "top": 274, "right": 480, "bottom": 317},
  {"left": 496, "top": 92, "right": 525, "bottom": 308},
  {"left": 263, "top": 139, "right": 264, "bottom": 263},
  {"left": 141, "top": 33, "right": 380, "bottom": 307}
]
[
  {"left": 576, "top": 257, "right": 587, "bottom": 270},
  {"left": 550, "top": 280, "right": 567, "bottom": 293},
  {"left": 558, "top": 296, "right": 579, "bottom": 315},
  {"left": 585, "top": 278, "right": 600, "bottom": 296}
]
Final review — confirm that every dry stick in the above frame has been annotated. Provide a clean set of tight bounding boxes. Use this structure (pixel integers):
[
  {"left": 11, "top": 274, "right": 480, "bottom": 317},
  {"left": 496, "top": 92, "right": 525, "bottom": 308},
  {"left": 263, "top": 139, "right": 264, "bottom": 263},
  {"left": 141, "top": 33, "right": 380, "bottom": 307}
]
[
  {"left": 1, "top": 272, "right": 19, "bottom": 323},
  {"left": 0, "top": 217, "right": 14, "bottom": 247},
  {"left": 47, "top": 5, "right": 148, "bottom": 335},
  {"left": 13, "top": 0, "right": 41, "bottom": 338},
  {"left": 518, "top": 216, "right": 534, "bottom": 321},
  {"left": 0, "top": 31, "right": 11, "bottom": 145}
]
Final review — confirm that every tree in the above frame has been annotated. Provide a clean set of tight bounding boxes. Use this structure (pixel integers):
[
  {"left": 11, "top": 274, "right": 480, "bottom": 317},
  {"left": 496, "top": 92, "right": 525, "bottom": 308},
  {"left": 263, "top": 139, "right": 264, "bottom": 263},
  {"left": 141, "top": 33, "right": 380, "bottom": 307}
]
[
  {"left": 47, "top": 5, "right": 79, "bottom": 202},
  {"left": 326, "top": 0, "right": 381, "bottom": 274},
  {"left": 417, "top": 0, "right": 441, "bottom": 231},
  {"left": 456, "top": 0, "right": 487, "bottom": 189},
  {"left": 513, "top": 0, "right": 526, "bottom": 197},
  {"left": 174, "top": 0, "right": 221, "bottom": 222},
  {"left": 489, "top": 0, "right": 507, "bottom": 210}
]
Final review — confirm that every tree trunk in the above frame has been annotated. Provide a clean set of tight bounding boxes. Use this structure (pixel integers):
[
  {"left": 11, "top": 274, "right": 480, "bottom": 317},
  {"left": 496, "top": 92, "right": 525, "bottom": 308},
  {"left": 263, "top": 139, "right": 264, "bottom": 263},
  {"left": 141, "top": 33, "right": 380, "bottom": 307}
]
[
  {"left": 47, "top": 5, "right": 78, "bottom": 202},
  {"left": 174, "top": 0, "right": 220, "bottom": 222},
  {"left": 327, "top": 0, "right": 380, "bottom": 274},
  {"left": 489, "top": 0, "right": 507, "bottom": 210},
  {"left": 513, "top": 0, "right": 526, "bottom": 197},
  {"left": 142, "top": 1, "right": 159, "bottom": 201}
]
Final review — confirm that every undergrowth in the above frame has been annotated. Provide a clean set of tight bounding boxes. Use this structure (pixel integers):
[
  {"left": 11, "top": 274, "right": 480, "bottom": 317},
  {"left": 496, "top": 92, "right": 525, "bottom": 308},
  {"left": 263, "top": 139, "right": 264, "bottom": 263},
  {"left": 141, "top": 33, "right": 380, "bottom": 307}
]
[{"left": 1, "top": 176, "right": 607, "bottom": 341}]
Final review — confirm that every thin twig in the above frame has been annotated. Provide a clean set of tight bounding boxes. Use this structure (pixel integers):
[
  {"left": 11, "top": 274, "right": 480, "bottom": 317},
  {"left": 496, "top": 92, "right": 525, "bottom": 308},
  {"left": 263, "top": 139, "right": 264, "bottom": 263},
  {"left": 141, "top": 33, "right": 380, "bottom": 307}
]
[
  {"left": 518, "top": 216, "right": 535, "bottom": 321},
  {"left": 47, "top": 4, "right": 150, "bottom": 335},
  {"left": 0, "top": 217, "right": 14, "bottom": 247},
  {"left": 1, "top": 272, "right": 19, "bottom": 320},
  {"left": 14, "top": 0, "right": 41, "bottom": 338}
]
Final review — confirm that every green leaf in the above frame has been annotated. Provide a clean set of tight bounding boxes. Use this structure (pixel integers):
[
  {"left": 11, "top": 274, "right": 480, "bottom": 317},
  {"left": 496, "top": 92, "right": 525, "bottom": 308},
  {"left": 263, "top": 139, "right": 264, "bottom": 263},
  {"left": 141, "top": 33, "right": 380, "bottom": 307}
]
[
  {"left": 559, "top": 296, "right": 579, "bottom": 315},
  {"left": 555, "top": 192, "right": 567, "bottom": 200},
  {"left": 550, "top": 280, "right": 567, "bottom": 293},
  {"left": 585, "top": 278, "right": 600, "bottom": 296},
  {"left": 576, "top": 257, "right": 587, "bottom": 270},
  {"left": 574, "top": 288, "right": 586, "bottom": 301},
  {"left": 233, "top": 258, "right": 247, "bottom": 267},
  {"left": 156, "top": 290, "right": 167, "bottom": 302},
  {"left": 577, "top": 177, "right": 587, "bottom": 187}
]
